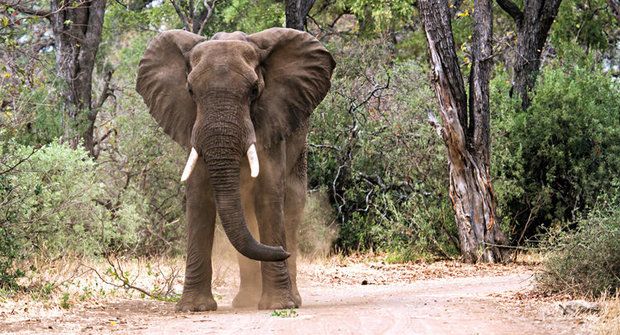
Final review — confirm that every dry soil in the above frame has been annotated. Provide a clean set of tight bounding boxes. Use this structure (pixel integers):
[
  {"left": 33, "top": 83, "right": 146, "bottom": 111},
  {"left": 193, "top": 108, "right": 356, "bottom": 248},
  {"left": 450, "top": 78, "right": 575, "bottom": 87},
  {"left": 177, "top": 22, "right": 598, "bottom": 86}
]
[{"left": 0, "top": 259, "right": 594, "bottom": 334}]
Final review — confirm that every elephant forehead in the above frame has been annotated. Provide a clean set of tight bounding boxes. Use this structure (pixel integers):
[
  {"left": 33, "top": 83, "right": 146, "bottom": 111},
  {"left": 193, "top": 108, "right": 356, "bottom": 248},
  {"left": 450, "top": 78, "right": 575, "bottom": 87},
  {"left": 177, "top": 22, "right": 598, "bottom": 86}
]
[
  {"left": 211, "top": 31, "right": 248, "bottom": 41},
  {"left": 191, "top": 40, "right": 258, "bottom": 65}
]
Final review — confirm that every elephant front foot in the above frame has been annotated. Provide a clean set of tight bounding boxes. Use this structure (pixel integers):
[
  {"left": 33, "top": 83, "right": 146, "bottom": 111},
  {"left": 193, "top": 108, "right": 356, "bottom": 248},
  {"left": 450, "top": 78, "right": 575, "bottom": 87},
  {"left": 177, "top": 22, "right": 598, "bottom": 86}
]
[
  {"left": 175, "top": 292, "right": 217, "bottom": 312},
  {"left": 232, "top": 288, "right": 261, "bottom": 308},
  {"left": 258, "top": 291, "right": 297, "bottom": 310},
  {"left": 292, "top": 287, "right": 302, "bottom": 307}
]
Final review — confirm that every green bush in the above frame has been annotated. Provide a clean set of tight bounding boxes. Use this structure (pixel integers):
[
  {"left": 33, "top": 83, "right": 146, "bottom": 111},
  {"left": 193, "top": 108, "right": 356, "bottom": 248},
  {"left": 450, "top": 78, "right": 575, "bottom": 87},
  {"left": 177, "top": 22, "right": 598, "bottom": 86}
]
[
  {"left": 0, "top": 138, "right": 148, "bottom": 288},
  {"left": 92, "top": 29, "right": 188, "bottom": 256},
  {"left": 1, "top": 140, "right": 106, "bottom": 254},
  {"left": 492, "top": 61, "right": 620, "bottom": 240},
  {"left": 309, "top": 38, "right": 457, "bottom": 258},
  {"left": 95, "top": 96, "right": 187, "bottom": 255},
  {"left": 537, "top": 199, "right": 620, "bottom": 297},
  {"left": 0, "top": 219, "right": 23, "bottom": 289}
]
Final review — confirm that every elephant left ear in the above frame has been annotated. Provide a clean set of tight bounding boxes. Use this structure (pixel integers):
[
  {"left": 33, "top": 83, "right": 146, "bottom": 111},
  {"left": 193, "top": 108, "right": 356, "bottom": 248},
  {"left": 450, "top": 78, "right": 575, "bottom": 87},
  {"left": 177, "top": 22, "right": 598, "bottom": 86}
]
[{"left": 248, "top": 28, "right": 335, "bottom": 146}]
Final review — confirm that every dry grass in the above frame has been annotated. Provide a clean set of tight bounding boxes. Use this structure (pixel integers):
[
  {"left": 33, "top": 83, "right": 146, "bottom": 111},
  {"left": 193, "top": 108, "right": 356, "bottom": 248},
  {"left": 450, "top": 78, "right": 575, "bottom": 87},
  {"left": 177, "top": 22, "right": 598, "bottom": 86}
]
[{"left": 597, "top": 295, "right": 620, "bottom": 335}]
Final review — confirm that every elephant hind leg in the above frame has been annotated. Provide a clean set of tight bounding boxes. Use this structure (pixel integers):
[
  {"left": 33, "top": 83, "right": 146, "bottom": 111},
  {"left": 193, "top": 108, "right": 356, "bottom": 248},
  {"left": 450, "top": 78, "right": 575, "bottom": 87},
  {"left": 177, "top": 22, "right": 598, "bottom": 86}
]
[
  {"left": 284, "top": 157, "right": 307, "bottom": 307},
  {"left": 253, "top": 142, "right": 296, "bottom": 310}
]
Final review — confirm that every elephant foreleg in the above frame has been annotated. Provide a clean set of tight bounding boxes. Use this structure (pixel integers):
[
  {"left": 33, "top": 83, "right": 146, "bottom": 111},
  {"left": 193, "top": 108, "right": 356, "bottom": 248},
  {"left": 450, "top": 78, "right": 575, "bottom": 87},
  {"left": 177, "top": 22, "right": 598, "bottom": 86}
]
[{"left": 176, "top": 160, "right": 218, "bottom": 312}]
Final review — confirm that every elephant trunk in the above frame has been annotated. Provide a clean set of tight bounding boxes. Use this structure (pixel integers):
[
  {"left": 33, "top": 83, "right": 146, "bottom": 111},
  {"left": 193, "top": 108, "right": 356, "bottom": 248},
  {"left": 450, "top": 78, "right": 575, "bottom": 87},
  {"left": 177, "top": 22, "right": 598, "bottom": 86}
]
[{"left": 198, "top": 111, "right": 289, "bottom": 262}]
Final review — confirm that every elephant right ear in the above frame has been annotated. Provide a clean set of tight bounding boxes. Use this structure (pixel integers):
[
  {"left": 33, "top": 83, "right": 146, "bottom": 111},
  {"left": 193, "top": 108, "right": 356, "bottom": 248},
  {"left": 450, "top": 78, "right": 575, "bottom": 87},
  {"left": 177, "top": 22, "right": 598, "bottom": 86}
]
[{"left": 136, "top": 30, "right": 207, "bottom": 148}]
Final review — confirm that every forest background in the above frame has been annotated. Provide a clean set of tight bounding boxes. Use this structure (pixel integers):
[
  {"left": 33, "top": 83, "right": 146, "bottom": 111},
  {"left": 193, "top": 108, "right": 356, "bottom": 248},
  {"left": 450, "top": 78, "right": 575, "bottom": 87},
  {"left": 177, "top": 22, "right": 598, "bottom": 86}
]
[{"left": 1, "top": 0, "right": 620, "bottom": 299}]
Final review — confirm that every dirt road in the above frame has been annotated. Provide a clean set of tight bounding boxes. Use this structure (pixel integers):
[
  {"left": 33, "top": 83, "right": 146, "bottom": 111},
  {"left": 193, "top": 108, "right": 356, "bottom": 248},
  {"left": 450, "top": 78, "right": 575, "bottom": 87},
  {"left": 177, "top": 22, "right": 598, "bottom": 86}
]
[
  {"left": 142, "top": 274, "right": 585, "bottom": 335},
  {"left": 1, "top": 260, "right": 592, "bottom": 334}
]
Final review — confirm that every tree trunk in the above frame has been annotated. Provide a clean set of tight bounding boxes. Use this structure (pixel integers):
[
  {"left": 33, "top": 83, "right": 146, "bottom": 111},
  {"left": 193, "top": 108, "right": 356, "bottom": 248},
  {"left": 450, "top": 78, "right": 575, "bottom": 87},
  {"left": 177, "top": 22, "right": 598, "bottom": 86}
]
[
  {"left": 51, "top": 0, "right": 106, "bottom": 155},
  {"left": 285, "top": 0, "right": 315, "bottom": 31},
  {"left": 608, "top": 0, "right": 620, "bottom": 23},
  {"left": 420, "top": 0, "right": 507, "bottom": 263},
  {"left": 496, "top": 0, "right": 562, "bottom": 109}
]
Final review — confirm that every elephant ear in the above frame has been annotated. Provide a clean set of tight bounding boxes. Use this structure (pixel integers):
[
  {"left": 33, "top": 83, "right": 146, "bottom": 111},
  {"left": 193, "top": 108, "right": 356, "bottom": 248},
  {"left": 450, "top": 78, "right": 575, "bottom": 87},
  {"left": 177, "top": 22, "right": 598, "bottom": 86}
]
[
  {"left": 136, "top": 30, "right": 207, "bottom": 148},
  {"left": 248, "top": 28, "right": 335, "bottom": 147}
]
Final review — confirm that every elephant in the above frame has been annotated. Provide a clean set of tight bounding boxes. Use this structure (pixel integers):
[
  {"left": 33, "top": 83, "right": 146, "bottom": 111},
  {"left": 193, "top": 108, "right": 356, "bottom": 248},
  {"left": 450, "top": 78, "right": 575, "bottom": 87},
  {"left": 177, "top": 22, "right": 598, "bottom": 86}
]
[{"left": 135, "top": 28, "right": 335, "bottom": 312}]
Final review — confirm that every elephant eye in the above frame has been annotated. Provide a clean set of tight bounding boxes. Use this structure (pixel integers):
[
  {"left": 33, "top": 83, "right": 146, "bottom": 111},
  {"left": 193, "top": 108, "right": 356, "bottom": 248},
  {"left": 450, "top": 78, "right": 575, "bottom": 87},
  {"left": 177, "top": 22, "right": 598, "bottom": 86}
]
[
  {"left": 187, "top": 83, "right": 194, "bottom": 96},
  {"left": 250, "top": 83, "right": 259, "bottom": 100}
]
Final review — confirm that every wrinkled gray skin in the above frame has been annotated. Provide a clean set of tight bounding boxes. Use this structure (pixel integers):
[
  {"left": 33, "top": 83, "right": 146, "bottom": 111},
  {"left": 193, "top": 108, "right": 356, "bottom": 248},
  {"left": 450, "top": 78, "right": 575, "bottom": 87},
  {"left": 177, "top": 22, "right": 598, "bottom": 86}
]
[{"left": 136, "top": 28, "right": 335, "bottom": 311}]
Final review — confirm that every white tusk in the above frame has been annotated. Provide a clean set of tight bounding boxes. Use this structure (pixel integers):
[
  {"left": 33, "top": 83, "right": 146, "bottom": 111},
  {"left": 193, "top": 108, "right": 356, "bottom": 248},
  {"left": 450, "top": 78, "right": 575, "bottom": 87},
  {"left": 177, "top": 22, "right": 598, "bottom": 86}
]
[
  {"left": 247, "top": 144, "right": 259, "bottom": 178},
  {"left": 181, "top": 148, "right": 199, "bottom": 182}
]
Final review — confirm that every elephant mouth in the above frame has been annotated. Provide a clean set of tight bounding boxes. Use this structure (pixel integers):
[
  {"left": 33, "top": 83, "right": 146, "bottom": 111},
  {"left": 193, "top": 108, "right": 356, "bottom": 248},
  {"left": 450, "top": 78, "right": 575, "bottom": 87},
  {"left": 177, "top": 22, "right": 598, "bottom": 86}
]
[{"left": 180, "top": 144, "right": 259, "bottom": 182}]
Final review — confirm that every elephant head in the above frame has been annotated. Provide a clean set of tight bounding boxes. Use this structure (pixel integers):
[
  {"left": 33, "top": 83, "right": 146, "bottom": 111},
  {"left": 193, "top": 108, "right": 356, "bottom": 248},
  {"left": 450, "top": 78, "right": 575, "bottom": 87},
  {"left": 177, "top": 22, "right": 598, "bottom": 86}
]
[{"left": 136, "top": 28, "right": 335, "bottom": 262}]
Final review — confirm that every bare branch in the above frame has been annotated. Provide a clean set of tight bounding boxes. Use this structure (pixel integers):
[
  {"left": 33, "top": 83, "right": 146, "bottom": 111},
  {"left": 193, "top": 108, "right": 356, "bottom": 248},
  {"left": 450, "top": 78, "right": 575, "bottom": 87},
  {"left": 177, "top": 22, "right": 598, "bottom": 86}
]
[
  {"left": 301, "top": 0, "right": 315, "bottom": 17},
  {"left": 169, "top": 0, "right": 191, "bottom": 31},
  {"left": 495, "top": 0, "right": 523, "bottom": 24},
  {"left": 83, "top": 255, "right": 181, "bottom": 301},
  {"left": 95, "top": 69, "right": 115, "bottom": 109},
  {"left": 0, "top": 147, "right": 40, "bottom": 175},
  {"left": 195, "top": 0, "right": 216, "bottom": 35},
  {"left": 85, "top": 257, "right": 156, "bottom": 299},
  {"left": 95, "top": 128, "right": 116, "bottom": 146},
  {"left": 0, "top": 0, "right": 51, "bottom": 19}
]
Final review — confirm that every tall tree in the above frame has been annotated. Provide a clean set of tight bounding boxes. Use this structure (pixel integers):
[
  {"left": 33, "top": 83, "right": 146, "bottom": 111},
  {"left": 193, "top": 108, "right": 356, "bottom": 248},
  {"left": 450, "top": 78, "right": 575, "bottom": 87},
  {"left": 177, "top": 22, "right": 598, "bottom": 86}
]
[
  {"left": 1, "top": 0, "right": 108, "bottom": 156},
  {"left": 496, "top": 0, "right": 562, "bottom": 109},
  {"left": 285, "top": 0, "right": 315, "bottom": 30},
  {"left": 419, "top": 0, "right": 507, "bottom": 263}
]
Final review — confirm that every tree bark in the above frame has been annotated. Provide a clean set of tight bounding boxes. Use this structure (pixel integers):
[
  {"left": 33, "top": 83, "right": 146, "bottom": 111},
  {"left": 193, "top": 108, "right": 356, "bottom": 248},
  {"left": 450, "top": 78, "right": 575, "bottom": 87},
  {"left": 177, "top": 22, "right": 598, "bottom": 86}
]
[
  {"left": 50, "top": 0, "right": 106, "bottom": 155},
  {"left": 496, "top": 0, "right": 562, "bottom": 109},
  {"left": 1, "top": 0, "right": 107, "bottom": 155},
  {"left": 420, "top": 0, "right": 507, "bottom": 263},
  {"left": 606, "top": 0, "right": 620, "bottom": 23},
  {"left": 285, "top": 0, "right": 315, "bottom": 31}
]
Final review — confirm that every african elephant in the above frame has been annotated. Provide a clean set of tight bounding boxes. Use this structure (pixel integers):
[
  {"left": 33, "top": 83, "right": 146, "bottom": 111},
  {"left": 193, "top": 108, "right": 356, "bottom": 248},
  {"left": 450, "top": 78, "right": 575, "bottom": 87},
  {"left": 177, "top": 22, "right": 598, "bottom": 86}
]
[{"left": 135, "top": 28, "right": 335, "bottom": 311}]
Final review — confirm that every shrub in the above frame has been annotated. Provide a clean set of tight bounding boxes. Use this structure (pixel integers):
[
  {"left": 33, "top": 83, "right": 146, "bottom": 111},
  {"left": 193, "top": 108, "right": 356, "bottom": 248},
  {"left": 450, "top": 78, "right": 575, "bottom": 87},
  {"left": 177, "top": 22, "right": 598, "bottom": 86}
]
[
  {"left": 0, "top": 138, "right": 146, "bottom": 288},
  {"left": 95, "top": 98, "right": 187, "bottom": 255},
  {"left": 537, "top": 200, "right": 620, "bottom": 297},
  {"left": 85, "top": 29, "right": 188, "bottom": 256},
  {"left": 0, "top": 222, "right": 23, "bottom": 289},
  {"left": 309, "top": 38, "right": 457, "bottom": 258},
  {"left": 0, "top": 140, "right": 108, "bottom": 254},
  {"left": 492, "top": 61, "right": 620, "bottom": 240}
]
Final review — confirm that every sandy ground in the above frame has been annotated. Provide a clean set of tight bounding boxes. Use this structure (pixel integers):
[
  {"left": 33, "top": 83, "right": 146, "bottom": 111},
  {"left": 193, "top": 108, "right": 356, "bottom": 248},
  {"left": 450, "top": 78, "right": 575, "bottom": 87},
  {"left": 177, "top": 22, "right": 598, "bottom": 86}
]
[{"left": 0, "top": 259, "right": 595, "bottom": 335}]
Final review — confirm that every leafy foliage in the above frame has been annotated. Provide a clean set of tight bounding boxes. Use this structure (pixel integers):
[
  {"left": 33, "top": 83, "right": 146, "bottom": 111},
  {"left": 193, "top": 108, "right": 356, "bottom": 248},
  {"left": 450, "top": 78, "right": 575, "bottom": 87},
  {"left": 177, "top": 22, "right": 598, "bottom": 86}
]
[
  {"left": 551, "top": 0, "right": 618, "bottom": 52},
  {"left": 309, "top": 38, "right": 457, "bottom": 258},
  {"left": 311, "top": 0, "right": 415, "bottom": 35},
  {"left": 492, "top": 57, "right": 620, "bottom": 240},
  {"left": 219, "top": 0, "right": 284, "bottom": 33}
]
